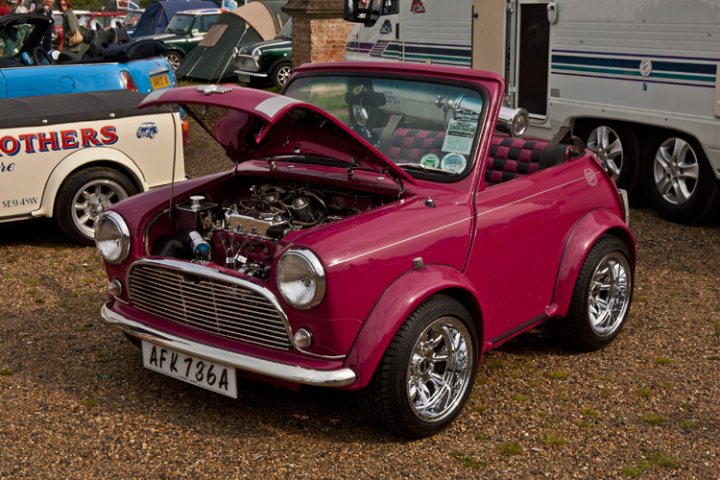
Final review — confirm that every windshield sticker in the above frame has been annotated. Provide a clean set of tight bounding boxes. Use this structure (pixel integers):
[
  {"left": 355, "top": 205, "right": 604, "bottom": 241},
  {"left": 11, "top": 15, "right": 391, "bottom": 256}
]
[
  {"left": 255, "top": 96, "right": 301, "bottom": 118},
  {"left": 420, "top": 153, "right": 440, "bottom": 168},
  {"left": 441, "top": 119, "right": 476, "bottom": 156},
  {"left": 441, "top": 153, "right": 466, "bottom": 174}
]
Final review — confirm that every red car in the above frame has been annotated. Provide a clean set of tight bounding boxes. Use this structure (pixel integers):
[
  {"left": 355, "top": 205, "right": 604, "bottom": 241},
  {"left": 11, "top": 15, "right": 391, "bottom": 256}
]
[{"left": 96, "top": 62, "right": 635, "bottom": 438}]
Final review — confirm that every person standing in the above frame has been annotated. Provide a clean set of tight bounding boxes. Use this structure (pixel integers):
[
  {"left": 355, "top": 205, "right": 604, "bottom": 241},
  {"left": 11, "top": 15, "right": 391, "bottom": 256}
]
[
  {"left": 14, "top": 0, "right": 29, "bottom": 13},
  {"left": 38, "top": 0, "right": 54, "bottom": 51},
  {"left": 60, "top": 0, "right": 87, "bottom": 56}
]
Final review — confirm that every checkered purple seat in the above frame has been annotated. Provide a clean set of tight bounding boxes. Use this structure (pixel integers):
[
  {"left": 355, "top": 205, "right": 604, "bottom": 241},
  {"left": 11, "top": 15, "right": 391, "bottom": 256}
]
[
  {"left": 485, "top": 135, "right": 571, "bottom": 186},
  {"left": 385, "top": 128, "right": 446, "bottom": 163}
]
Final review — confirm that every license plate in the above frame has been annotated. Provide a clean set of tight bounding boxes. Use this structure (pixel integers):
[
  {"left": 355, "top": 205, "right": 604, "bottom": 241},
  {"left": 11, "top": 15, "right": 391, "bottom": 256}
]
[
  {"left": 150, "top": 73, "right": 171, "bottom": 90},
  {"left": 141, "top": 341, "right": 238, "bottom": 398},
  {"left": 238, "top": 74, "right": 251, "bottom": 84}
]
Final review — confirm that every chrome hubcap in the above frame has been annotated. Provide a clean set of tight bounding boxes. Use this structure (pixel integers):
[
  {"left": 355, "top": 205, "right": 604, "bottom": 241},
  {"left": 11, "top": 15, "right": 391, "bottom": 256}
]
[
  {"left": 72, "top": 180, "right": 129, "bottom": 239},
  {"left": 277, "top": 66, "right": 293, "bottom": 85},
  {"left": 652, "top": 137, "right": 699, "bottom": 205},
  {"left": 587, "top": 252, "right": 631, "bottom": 337},
  {"left": 406, "top": 317, "right": 473, "bottom": 423},
  {"left": 587, "top": 126, "right": 623, "bottom": 180}
]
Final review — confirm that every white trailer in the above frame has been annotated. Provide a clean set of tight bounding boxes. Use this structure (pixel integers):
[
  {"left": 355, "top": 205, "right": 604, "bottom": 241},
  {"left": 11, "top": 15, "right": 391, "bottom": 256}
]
[{"left": 344, "top": 0, "right": 720, "bottom": 223}]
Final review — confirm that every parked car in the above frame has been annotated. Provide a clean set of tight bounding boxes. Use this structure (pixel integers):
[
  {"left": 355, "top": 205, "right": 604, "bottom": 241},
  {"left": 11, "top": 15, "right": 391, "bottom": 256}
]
[
  {"left": 139, "top": 8, "right": 223, "bottom": 71},
  {"left": 123, "top": 8, "right": 144, "bottom": 36},
  {"left": 0, "top": 14, "right": 175, "bottom": 98},
  {"left": 78, "top": 11, "right": 126, "bottom": 31},
  {"left": 0, "top": 90, "right": 186, "bottom": 245},
  {"left": 96, "top": 62, "right": 635, "bottom": 438},
  {"left": 234, "top": 18, "right": 292, "bottom": 88}
]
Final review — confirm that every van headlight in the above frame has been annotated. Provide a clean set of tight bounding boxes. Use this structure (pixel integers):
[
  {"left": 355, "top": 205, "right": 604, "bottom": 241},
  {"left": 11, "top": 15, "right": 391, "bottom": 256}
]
[
  {"left": 94, "top": 211, "right": 131, "bottom": 264},
  {"left": 276, "top": 249, "right": 326, "bottom": 309}
]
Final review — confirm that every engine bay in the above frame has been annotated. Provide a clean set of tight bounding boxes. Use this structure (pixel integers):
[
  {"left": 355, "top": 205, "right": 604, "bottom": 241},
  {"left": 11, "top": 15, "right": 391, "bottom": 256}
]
[{"left": 149, "top": 180, "right": 391, "bottom": 281}]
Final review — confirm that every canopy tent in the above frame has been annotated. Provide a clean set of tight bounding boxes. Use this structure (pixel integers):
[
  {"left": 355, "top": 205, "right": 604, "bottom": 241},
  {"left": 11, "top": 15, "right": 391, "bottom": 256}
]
[
  {"left": 175, "top": 0, "right": 287, "bottom": 81},
  {"left": 131, "top": 0, "right": 219, "bottom": 38}
]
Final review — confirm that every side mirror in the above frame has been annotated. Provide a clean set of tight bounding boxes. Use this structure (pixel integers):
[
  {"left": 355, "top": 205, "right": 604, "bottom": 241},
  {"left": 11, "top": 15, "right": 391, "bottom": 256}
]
[
  {"left": 343, "top": 0, "right": 384, "bottom": 27},
  {"left": 191, "top": 28, "right": 200, "bottom": 36}
]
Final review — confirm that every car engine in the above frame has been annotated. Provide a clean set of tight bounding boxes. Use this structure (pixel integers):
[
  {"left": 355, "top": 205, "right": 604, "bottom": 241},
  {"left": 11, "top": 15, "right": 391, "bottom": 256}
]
[{"left": 150, "top": 181, "right": 388, "bottom": 281}]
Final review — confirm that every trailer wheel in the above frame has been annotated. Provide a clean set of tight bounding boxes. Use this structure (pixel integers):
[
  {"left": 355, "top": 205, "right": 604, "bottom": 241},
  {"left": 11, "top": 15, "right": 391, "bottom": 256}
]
[
  {"left": 642, "top": 133, "right": 720, "bottom": 224},
  {"left": 578, "top": 122, "right": 641, "bottom": 196},
  {"left": 55, "top": 167, "right": 137, "bottom": 246}
]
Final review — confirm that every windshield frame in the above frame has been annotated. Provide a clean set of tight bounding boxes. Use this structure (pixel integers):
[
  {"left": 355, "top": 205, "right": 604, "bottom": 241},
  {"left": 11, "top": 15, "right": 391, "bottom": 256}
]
[{"left": 283, "top": 71, "right": 489, "bottom": 183}]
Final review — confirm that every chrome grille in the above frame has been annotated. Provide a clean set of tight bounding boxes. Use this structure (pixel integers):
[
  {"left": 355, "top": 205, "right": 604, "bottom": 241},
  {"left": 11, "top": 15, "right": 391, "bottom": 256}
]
[
  {"left": 235, "top": 55, "right": 259, "bottom": 72},
  {"left": 128, "top": 260, "right": 291, "bottom": 350}
]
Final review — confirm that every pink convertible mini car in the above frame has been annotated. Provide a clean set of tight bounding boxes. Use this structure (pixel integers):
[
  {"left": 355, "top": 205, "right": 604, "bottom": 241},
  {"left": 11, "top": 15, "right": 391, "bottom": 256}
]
[{"left": 96, "top": 62, "right": 635, "bottom": 438}]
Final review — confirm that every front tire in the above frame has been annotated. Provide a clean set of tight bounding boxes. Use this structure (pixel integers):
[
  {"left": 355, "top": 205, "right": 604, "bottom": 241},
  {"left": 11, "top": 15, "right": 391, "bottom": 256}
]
[
  {"left": 642, "top": 133, "right": 720, "bottom": 224},
  {"left": 271, "top": 62, "right": 293, "bottom": 88},
  {"left": 550, "top": 235, "right": 633, "bottom": 352},
  {"left": 55, "top": 167, "right": 137, "bottom": 246},
  {"left": 360, "top": 295, "right": 478, "bottom": 438}
]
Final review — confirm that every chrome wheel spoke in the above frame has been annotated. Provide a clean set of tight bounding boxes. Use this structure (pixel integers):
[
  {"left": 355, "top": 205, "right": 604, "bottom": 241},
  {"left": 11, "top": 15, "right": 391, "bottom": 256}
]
[{"left": 586, "top": 254, "right": 631, "bottom": 337}]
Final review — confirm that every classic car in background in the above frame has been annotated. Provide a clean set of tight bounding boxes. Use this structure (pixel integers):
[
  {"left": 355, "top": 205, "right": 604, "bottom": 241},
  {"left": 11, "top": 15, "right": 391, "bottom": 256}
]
[
  {"left": 0, "top": 90, "right": 186, "bottom": 245},
  {"left": 123, "top": 8, "right": 144, "bottom": 36},
  {"left": 0, "top": 14, "right": 175, "bottom": 98},
  {"left": 96, "top": 62, "right": 635, "bottom": 438},
  {"left": 79, "top": 11, "right": 126, "bottom": 31},
  {"left": 138, "top": 8, "right": 223, "bottom": 71},
  {"left": 234, "top": 18, "right": 292, "bottom": 88}
]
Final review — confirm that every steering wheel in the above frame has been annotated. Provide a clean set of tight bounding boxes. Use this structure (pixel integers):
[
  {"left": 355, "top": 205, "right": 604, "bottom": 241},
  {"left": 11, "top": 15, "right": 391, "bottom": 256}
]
[{"left": 32, "top": 46, "right": 51, "bottom": 66}]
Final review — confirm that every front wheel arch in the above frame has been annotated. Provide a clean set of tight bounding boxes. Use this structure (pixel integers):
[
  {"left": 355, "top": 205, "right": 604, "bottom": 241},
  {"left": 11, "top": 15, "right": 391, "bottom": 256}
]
[{"left": 344, "top": 267, "right": 483, "bottom": 391}]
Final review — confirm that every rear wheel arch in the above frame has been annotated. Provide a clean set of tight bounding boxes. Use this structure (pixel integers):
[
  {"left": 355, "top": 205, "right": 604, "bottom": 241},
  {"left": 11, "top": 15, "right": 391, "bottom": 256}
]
[{"left": 551, "top": 210, "right": 636, "bottom": 319}]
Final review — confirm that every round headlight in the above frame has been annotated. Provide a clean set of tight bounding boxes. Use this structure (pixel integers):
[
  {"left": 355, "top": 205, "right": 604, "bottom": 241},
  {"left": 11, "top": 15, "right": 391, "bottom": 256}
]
[
  {"left": 94, "top": 211, "right": 131, "bottom": 264},
  {"left": 276, "top": 249, "right": 326, "bottom": 310}
]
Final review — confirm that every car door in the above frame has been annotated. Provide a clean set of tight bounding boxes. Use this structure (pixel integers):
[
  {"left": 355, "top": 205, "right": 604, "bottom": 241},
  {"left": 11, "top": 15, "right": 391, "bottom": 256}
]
[{"left": 464, "top": 158, "right": 589, "bottom": 345}]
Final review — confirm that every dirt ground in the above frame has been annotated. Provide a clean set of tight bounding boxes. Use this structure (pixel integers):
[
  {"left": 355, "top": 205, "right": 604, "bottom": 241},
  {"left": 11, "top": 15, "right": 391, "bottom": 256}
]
[{"left": 0, "top": 122, "right": 718, "bottom": 479}]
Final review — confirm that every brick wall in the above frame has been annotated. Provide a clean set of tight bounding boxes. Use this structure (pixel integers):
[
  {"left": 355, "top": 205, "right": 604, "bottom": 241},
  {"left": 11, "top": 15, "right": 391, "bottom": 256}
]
[{"left": 292, "top": 17, "right": 354, "bottom": 66}]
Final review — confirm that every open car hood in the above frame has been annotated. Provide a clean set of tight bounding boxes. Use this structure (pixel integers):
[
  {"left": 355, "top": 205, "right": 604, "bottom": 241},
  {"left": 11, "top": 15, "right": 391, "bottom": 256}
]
[
  {"left": 141, "top": 85, "right": 416, "bottom": 186},
  {"left": 0, "top": 14, "right": 51, "bottom": 57}
]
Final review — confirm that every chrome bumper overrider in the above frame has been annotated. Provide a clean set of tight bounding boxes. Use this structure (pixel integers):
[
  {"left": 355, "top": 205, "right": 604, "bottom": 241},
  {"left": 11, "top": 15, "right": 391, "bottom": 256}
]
[{"left": 101, "top": 304, "right": 357, "bottom": 388}]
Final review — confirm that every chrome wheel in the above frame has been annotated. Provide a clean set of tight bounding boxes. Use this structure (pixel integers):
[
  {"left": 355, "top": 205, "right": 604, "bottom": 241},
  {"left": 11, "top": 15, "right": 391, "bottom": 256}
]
[
  {"left": 165, "top": 52, "right": 183, "bottom": 71},
  {"left": 587, "top": 125, "right": 623, "bottom": 180},
  {"left": 274, "top": 64, "right": 293, "bottom": 87},
  {"left": 406, "top": 316, "right": 473, "bottom": 423},
  {"left": 587, "top": 252, "right": 632, "bottom": 338},
  {"left": 652, "top": 137, "right": 700, "bottom": 205},
  {"left": 71, "top": 179, "right": 130, "bottom": 240}
]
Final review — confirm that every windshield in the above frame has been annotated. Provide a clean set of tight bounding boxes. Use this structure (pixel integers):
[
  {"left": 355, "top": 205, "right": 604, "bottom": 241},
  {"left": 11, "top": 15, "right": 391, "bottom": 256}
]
[
  {"left": 284, "top": 75, "right": 485, "bottom": 178},
  {"left": 166, "top": 14, "right": 193, "bottom": 33},
  {"left": 0, "top": 23, "right": 34, "bottom": 59}
]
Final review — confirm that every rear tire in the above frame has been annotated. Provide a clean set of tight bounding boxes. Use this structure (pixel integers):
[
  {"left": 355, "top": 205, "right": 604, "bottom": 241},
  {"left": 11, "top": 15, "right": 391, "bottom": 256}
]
[
  {"left": 577, "top": 122, "right": 642, "bottom": 196},
  {"left": 164, "top": 51, "right": 184, "bottom": 71},
  {"left": 55, "top": 167, "right": 137, "bottom": 246},
  {"left": 642, "top": 132, "right": 720, "bottom": 224},
  {"left": 360, "top": 295, "right": 478, "bottom": 438},
  {"left": 548, "top": 235, "right": 633, "bottom": 352}
]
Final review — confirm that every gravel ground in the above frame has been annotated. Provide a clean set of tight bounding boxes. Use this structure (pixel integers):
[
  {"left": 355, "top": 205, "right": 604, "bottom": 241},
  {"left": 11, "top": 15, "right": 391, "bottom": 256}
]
[{"left": 0, "top": 123, "right": 719, "bottom": 479}]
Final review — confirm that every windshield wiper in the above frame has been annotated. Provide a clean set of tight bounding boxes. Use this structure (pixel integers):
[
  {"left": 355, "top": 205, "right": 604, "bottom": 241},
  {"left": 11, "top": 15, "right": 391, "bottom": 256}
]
[{"left": 396, "top": 162, "right": 455, "bottom": 174}]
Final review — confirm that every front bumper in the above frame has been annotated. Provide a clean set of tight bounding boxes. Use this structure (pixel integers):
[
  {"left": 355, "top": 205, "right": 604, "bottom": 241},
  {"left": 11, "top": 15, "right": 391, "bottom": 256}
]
[{"left": 101, "top": 304, "right": 357, "bottom": 388}]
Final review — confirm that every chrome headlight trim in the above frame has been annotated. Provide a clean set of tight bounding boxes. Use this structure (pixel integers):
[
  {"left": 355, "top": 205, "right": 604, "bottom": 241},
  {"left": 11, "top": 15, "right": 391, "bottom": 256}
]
[
  {"left": 276, "top": 248, "right": 326, "bottom": 310},
  {"left": 94, "top": 211, "right": 131, "bottom": 265}
]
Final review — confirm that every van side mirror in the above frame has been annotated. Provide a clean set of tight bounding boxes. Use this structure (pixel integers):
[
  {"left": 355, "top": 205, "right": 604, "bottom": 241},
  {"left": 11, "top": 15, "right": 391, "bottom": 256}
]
[{"left": 343, "top": 0, "right": 384, "bottom": 27}]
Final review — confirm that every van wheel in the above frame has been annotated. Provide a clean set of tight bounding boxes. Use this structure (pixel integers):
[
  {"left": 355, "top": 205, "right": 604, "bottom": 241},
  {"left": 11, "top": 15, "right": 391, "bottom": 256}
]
[
  {"left": 578, "top": 122, "right": 641, "bottom": 196},
  {"left": 271, "top": 62, "right": 293, "bottom": 88},
  {"left": 642, "top": 133, "right": 720, "bottom": 224},
  {"left": 549, "top": 235, "right": 633, "bottom": 352},
  {"left": 360, "top": 295, "right": 478, "bottom": 438},
  {"left": 55, "top": 167, "right": 137, "bottom": 246}
]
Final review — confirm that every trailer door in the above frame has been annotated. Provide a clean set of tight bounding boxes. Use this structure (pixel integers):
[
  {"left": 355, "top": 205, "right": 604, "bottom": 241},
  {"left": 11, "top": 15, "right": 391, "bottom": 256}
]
[
  {"left": 471, "top": 0, "right": 506, "bottom": 76},
  {"left": 513, "top": 1, "right": 550, "bottom": 117}
]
